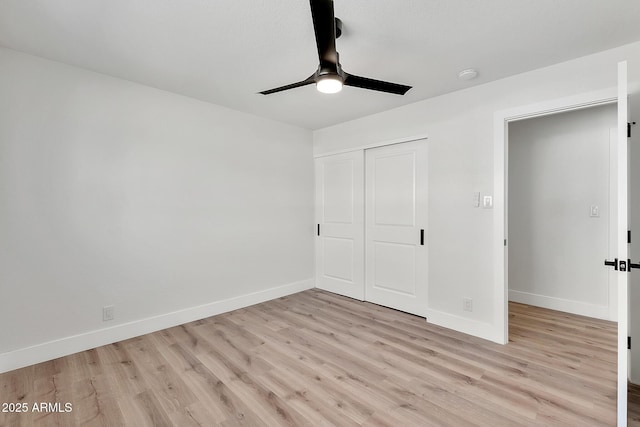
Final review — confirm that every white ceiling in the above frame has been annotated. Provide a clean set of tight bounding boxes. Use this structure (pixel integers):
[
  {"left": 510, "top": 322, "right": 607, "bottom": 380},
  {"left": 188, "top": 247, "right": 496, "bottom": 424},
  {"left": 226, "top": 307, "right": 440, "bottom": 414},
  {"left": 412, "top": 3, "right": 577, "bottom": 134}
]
[{"left": 1, "top": 0, "right": 640, "bottom": 130}]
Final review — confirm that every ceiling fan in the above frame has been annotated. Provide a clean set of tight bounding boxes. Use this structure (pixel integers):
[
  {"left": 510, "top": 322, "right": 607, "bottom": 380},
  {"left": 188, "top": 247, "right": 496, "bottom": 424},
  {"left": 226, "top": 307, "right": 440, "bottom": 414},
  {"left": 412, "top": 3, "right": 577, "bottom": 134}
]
[{"left": 259, "top": 0, "right": 411, "bottom": 96}]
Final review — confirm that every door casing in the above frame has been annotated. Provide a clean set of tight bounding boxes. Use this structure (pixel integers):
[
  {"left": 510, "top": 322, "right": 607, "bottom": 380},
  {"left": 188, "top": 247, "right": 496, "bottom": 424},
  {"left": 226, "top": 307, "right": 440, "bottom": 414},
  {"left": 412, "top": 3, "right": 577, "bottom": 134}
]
[{"left": 493, "top": 88, "right": 618, "bottom": 344}]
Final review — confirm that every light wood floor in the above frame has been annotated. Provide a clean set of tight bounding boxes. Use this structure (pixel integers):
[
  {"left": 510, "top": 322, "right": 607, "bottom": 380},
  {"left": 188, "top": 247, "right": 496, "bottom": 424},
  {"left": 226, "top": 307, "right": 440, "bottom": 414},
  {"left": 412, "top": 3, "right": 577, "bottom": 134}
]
[
  {"left": 0, "top": 289, "right": 620, "bottom": 426},
  {"left": 630, "top": 383, "right": 640, "bottom": 425}
]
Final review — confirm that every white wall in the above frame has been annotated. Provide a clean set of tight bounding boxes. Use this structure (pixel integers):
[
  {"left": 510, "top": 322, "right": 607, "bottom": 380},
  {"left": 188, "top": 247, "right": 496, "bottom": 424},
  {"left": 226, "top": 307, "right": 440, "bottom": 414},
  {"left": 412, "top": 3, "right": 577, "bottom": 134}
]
[
  {"left": 507, "top": 105, "right": 616, "bottom": 319},
  {"left": 314, "top": 40, "right": 640, "bottom": 342},
  {"left": 0, "top": 47, "right": 314, "bottom": 372}
]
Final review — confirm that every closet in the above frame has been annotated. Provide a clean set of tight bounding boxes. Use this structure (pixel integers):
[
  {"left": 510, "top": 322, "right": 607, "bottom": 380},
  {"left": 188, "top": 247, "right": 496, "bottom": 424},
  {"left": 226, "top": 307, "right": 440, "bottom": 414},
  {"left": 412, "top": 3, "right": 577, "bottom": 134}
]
[{"left": 315, "top": 139, "right": 428, "bottom": 316}]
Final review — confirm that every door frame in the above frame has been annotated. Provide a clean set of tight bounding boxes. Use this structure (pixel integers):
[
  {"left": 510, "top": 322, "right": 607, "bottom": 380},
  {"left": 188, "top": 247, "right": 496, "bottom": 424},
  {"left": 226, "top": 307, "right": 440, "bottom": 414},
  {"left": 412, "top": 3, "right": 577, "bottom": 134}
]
[
  {"left": 492, "top": 87, "right": 618, "bottom": 345},
  {"left": 495, "top": 66, "right": 630, "bottom": 425}
]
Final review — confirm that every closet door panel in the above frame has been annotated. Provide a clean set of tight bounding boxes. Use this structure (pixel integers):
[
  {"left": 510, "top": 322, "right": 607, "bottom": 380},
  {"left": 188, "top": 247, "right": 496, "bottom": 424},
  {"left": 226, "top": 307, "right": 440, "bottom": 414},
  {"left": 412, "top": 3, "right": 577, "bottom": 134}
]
[
  {"left": 365, "top": 140, "right": 428, "bottom": 316},
  {"left": 315, "top": 152, "right": 364, "bottom": 300}
]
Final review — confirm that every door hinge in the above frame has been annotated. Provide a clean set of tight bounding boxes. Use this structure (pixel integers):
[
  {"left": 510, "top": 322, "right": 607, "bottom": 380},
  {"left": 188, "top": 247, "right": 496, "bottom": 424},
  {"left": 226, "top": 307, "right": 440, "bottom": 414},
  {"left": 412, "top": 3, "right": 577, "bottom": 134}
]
[
  {"left": 317, "top": 224, "right": 320, "bottom": 236},
  {"left": 504, "top": 239, "right": 507, "bottom": 246},
  {"left": 629, "top": 230, "right": 632, "bottom": 244},
  {"left": 629, "top": 336, "right": 632, "bottom": 350}
]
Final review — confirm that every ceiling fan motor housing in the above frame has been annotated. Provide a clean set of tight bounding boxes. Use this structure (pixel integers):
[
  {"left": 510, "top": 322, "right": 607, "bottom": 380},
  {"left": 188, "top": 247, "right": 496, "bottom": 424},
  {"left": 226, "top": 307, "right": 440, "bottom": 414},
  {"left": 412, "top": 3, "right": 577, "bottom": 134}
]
[{"left": 317, "top": 55, "right": 345, "bottom": 82}]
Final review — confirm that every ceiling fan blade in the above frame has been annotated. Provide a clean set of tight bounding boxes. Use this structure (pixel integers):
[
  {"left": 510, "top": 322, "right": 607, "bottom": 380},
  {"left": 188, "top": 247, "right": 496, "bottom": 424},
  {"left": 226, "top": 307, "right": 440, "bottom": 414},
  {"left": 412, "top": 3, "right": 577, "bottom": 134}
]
[
  {"left": 344, "top": 73, "right": 412, "bottom": 95},
  {"left": 310, "top": 0, "right": 338, "bottom": 65},
  {"left": 259, "top": 75, "right": 316, "bottom": 95}
]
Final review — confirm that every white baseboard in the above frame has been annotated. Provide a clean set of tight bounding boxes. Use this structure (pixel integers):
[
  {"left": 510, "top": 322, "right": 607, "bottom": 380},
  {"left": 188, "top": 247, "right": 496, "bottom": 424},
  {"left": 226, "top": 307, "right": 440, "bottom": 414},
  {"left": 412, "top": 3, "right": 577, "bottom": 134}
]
[
  {"left": 425, "top": 308, "right": 504, "bottom": 344},
  {"left": 509, "top": 289, "right": 610, "bottom": 320},
  {"left": 0, "top": 278, "right": 314, "bottom": 374}
]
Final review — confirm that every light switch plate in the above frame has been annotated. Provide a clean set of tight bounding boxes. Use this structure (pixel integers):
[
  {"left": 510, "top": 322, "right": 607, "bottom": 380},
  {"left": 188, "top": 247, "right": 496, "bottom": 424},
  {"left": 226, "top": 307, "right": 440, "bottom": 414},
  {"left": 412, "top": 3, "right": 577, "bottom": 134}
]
[{"left": 483, "top": 195, "right": 493, "bottom": 209}]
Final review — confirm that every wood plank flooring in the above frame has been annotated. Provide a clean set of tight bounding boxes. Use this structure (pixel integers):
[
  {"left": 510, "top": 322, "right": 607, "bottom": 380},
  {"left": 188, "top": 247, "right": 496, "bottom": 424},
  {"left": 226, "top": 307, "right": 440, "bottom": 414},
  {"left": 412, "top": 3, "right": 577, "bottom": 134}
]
[
  {"left": 630, "top": 382, "right": 640, "bottom": 425},
  {"left": 0, "top": 289, "right": 619, "bottom": 426}
]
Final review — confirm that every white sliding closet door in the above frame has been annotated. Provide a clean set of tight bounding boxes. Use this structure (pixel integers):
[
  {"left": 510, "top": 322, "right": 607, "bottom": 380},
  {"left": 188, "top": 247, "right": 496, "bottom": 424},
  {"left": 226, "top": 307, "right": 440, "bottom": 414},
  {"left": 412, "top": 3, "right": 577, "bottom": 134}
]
[
  {"left": 365, "top": 140, "right": 428, "bottom": 316},
  {"left": 315, "top": 151, "right": 364, "bottom": 300}
]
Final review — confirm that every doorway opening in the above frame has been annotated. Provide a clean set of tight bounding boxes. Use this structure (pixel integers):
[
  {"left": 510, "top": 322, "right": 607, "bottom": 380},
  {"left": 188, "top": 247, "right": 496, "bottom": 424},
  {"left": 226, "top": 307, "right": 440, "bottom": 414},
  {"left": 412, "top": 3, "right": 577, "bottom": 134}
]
[
  {"left": 504, "top": 102, "right": 622, "bottom": 421},
  {"left": 493, "top": 81, "right": 629, "bottom": 423},
  {"left": 507, "top": 104, "right": 617, "bottom": 320}
]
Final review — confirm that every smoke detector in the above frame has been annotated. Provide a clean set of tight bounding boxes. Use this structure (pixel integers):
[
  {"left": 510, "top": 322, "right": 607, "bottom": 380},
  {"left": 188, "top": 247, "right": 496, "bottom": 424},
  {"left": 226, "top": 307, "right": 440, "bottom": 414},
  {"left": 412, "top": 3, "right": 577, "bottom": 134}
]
[{"left": 458, "top": 69, "right": 478, "bottom": 81}]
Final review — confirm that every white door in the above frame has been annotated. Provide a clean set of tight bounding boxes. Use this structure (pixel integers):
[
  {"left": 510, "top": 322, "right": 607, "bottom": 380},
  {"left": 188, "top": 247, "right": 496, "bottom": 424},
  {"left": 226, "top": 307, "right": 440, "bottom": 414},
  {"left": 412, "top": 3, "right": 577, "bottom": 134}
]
[
  {"left": 365, "top": 140, "right": 428, "bottom": 316},
  {"left": 315, "top": 151, "right": 364, "bottom": 300},
  {"left": 615, "top": 60, "right": 629, "bottom": 426}
]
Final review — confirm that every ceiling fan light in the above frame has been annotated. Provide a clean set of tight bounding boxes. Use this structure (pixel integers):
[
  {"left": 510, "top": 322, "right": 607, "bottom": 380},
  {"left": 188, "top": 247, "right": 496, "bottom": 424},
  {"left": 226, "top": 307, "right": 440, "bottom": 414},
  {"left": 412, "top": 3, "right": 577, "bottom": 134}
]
[{"left": 316, "top": 75, "right": 343, "bottom": 94}]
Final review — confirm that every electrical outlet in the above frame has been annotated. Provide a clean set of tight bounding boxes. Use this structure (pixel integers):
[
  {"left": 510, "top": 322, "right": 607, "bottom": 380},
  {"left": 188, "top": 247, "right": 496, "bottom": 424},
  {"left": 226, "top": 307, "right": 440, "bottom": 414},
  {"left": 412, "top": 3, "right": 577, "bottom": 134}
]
[
  {"left": 103, "top": 305, "right": 115, "bottom": 322},
  {"left": 463, "top": 298, "right": 473, "bottom": 312}
]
